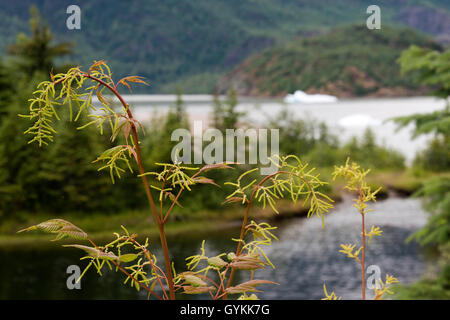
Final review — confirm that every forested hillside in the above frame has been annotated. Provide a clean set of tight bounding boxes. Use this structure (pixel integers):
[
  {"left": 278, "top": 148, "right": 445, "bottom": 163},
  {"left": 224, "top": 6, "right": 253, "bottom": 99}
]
[
  {"left": 0, "top": 0, "right": 449, "bottom": 93},
  {"left": 217, "top": 25, "right": 442, "bottom": 97}
]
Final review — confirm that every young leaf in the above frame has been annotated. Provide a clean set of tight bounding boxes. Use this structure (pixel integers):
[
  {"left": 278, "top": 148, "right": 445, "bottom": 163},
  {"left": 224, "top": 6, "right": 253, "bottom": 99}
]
[
  {"left": 192, "top": 176, "right": 219, "bottom": 187},
  {"left": 63, "top": 244, "right": 120, "bottom": 261},
  {"left": 198, "top": 162, "right": 235, "bottom": 174},
  {"left": 226, "top": 280, "right": 278, "bottom": 294},
  {"left": 183, "top": 286, "right": 215, "bottom": 294},
  {"left": 17, "top": 219, "right": 88, "bottom": 240},
  {"left": 119, "top": 253, "right": 140, "bottom": 263}
]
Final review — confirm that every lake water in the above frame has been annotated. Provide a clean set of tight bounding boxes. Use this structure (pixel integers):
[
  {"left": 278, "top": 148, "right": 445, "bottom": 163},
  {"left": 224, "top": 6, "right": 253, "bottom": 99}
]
[
  {"left": 0, "top": 196, "right": 429, "bottom": 300},
  {"left": 111, "top": 95, "right": 448, "bottom": 163}
]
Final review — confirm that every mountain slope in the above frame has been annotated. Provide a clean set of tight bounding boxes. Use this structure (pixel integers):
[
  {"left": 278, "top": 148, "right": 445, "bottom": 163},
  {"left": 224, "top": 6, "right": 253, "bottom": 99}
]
[
  {"left": 0, "top": 1, "right": 448, "bottom": 93},
  {"left": 217, "top": 25, "right": 442, "bottom": 97}
]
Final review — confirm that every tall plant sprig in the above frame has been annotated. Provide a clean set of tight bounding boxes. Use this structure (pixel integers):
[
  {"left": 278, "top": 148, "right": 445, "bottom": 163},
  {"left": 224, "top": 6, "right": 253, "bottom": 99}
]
[
  {"left": 221, "top": 155, "right": 334, "bottom": 298},
  {"left": 164, "top": 155, "right": 333, "bottom": 300},
  {"left": 20, "top": 60, "right": 181, "bottom": 299},
  {"left": 324, "top": 158, "right": 398, "bottom": 300}
]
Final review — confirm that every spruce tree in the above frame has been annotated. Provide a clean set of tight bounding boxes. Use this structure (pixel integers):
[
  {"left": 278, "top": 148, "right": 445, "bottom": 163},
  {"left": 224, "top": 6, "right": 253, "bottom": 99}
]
[
  {"left": 0, "top": 61, "right": 14, "bottom": 124},
  {"left": 7, "top": 6, "right": 73, "bottom": 78}
]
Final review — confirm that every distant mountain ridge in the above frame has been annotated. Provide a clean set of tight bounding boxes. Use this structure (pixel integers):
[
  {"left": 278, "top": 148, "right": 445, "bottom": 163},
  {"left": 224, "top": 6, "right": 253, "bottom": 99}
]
[
  {"left": 0, "top": 0, "right": 448, "bottom": 93},
  {"left": 217, "top": 25, "right": 442, "bottom": 97},
  {"left": 396, "top": 6, "right": 450, "bottom": 44}
]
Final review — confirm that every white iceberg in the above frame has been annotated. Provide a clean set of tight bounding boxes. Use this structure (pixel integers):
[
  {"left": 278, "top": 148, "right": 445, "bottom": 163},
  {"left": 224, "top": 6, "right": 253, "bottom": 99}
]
[
  {"left": 283, "top": 90, "right": 338, "bottom": 104},
  {"left": 338, "top": 114, "right": 381, "bottom": 127}
]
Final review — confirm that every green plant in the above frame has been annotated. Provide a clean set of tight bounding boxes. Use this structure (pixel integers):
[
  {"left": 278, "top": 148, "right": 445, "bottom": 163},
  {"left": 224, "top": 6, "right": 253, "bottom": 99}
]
[
  {"left": 7, "top": 6, "right": 74, "bottom": 79},
  {"left": 18, "top": 61, "right": 334, "bottom": 300},
  {"left": 391, "top": 44, "right": 450, "bottom": 300},
  {"left": 323, "top": 158, "right": 398, "bottom": 300},
  {"left": 398, "top": 45, "right": 450, "bottom": 99}
]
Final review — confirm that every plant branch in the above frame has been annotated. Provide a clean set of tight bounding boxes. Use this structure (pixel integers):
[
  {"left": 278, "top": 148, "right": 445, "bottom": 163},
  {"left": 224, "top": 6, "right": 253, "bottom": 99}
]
[
  {"left": 83, "top": 72, "right": 176, "bottom": 299},
  {"left": 87, "top": 237, "right": 162, "bottom": 300},
  {"left": 358, "top": 185, "right": 366, "bottom": 300},
  {"left": 163, "top": 169, "right": 202, "bottom": 223},
  {"left": 223, "top": 170, "right": 289, "bottom": 299}
]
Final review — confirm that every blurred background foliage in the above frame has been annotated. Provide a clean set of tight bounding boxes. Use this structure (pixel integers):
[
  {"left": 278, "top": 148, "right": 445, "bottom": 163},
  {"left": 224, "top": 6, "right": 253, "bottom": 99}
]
[{"left": 392, "top": 46, "right": 450, "bottom": 299}]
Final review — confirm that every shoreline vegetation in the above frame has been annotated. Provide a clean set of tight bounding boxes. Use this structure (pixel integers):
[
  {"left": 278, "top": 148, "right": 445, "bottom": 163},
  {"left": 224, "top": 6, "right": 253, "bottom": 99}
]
[{"left": 1, "top": 169, "right": 443, "bottom": 248}]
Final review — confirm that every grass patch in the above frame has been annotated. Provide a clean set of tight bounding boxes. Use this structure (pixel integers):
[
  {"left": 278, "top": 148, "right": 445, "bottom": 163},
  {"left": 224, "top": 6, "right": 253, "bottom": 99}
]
[
  {"left": 4, "top": 168, "right": 442, "bottom": 248},
  {"left": 0, "top": 186, "right": 342, "bottom": 248}
]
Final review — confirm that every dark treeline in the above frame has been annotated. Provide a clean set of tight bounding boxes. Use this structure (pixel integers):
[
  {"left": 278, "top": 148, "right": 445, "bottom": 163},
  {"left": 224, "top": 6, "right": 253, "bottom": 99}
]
[{"left": 0, "top": 9, "right": 145, "bottom": 218}]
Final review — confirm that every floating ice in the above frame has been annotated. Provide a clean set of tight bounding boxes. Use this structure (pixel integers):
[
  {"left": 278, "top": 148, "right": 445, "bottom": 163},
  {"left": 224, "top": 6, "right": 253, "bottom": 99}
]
[
  {"left": 338, "top": 114, "right": 381, "bottom": 127},
  {"left": 284, "top": 90, "right": 338, "bottom": 104}
]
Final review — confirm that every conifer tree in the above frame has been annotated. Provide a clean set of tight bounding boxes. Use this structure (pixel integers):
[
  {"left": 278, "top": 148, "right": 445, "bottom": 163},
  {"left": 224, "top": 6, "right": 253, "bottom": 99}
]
[
  {"left": 7, "top": 6, "right": 73, "bottom": 79},
  {"left": 0, "top": 61, "right": 14, "bottom": 123}
]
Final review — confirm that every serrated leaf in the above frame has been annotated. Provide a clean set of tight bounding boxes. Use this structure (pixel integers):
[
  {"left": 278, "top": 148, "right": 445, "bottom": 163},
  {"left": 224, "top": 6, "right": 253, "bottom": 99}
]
[
  {"left": 182, "top": 286, "right": 215, "bottom": 294},
  {"left": 164, "top": 191, "right": 183, "bottom": 208},
  {"left": 18, "top": 219, "right": 88, "bottom": 240},
  {"left": 222, "top": 197, "right": 244, "bottom": 204},
  {"left": 207, "top": 256, "right": 228, "bottom": 268},
  {"left": 56, "top": 225, "right": 89, "bottom": 240},
  {"left": 119, "top": 253, "right": 139, "bottom": 263},
  {"left": 198, "top": 162, "right": 235, "bottom": 174},
  {"left": 226, "top": 280, "right": 278, "bottom": 294},
  {"left": 111, "top": 120, "right": 127, "bottom": 142},
  {"left": 192, "top": 176, "right": 219, "bottom": 187},
  {"left": 123, "top": 122, "right": 131, "bottom": 142},
  {"left": 183, "top": 274, "right": 208, "bottom": 287},
  {"left": 96, "top": 90, "right": 109, "bottom": 107},
  {"left": 89, "top": 60, "right": 106, "bottom": 72},
  {"left": 63, "top": 244, "right": 119, "bottom": 261},
  {"left": 228, "top": 261, "right": 263, "bottom": 270},
  {"left": 117, "top": 76, "right": 149, "bottom": 92}
]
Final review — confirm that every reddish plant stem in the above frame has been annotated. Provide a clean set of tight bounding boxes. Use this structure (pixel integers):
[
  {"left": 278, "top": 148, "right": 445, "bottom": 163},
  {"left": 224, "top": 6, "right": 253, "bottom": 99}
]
[
  {"left": 358, "top": 185, "right": 366, "bottom": 300},
  {"left": 163, "top": 170, "right": 201, "bottom": 223},
  {"left": 361, "top": 212, "right": 366, "bottom": 300},
  {"left": 128, "top": 237, "right": 169, "bottom": 300},
  {"left": 83, "top": 73, "right": 176, "bottom": 300},
  {"left": 133, "top": 128, "right": 176, "bottom": 300},
  {"left": 223, "top": 171, "right": 289, "bottom": 299},
  {"left": 214, "top": 269, "right": 227, "bottom": 300},
  {"left": 222, "top": 200, "right": 251, "bottom": 300}
]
